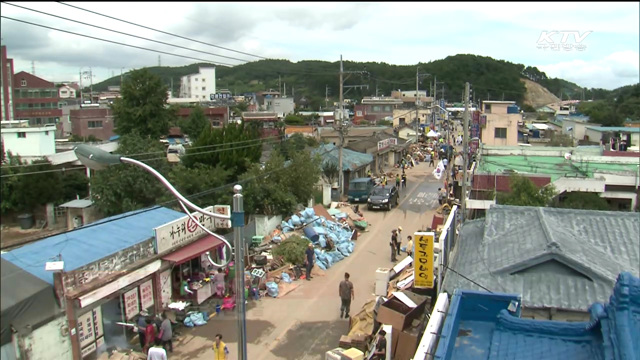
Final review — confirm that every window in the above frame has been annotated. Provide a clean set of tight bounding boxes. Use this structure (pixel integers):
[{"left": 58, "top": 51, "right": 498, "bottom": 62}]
[
  {"left": 45, "top": 131, "right": 49, "bottom": 135},
  {"left": 485, "top": 104, "right": 492, "bottom": 114},
  {"left": 202, "top": 87, "right": 206, "bottom": 91},
  {"left": 194, "top": 78, "right": 199, "bottom": 81},
  {"left": 21, "top": 79, "right": 26, "bottom": 87},
  {"left": 372, "top": 106, "right": 381, "bottom": 112},
  {"left": 494, "top": 127, "right": 507, "bottom": 139},
  {"left": 17, "top": 132, "right": 26, "bottom": 138},
  {"left": 201, "top": 78, "right": 206, "bottom": 83},
  {"left": 88, "top": 121, "right": 103, "bottom": 128}
]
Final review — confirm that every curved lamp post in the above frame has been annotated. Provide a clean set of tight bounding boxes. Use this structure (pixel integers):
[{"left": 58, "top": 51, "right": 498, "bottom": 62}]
[{"left": 73, "top": 144, "right": 248, "bottom": 360}]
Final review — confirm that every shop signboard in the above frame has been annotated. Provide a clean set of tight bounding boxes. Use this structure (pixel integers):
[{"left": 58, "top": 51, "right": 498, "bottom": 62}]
[
  {"left": 214, "top": 205, "right": 232, "bottom": 229},
  {"left": 139, "top": 279, "right": 154, "bottom": 310},
  {"left": 480, "top": 114, "right": 487, "bottom": 126},
  {"left": 472, "top": 110, "right": 480, "bottom": 123},
  {"left": 471, "top": 124, "right": 481, "bottom": 139},
  {"left": 414, "top": 232, "right": 435, "bottom": 289},
  {"left": 159, "top": 270, "right": 172, "bottom": 308},
  {"left": 81, "top": 343, "right": 97, "bottom": 358},
  {"left": 123, "top": 288, "right": 140, "bottom": 320},
  {"left": 154, "top": 206, "right": 215, "bottom": 254},
  {"left": 377, "top": 138, "right": 398, "bottom": 151},
  {"left": 77, "top": 311, "right": 95, "bottom": 349},
  {"left": 92, "top": 307, "right": 103, "bottom": 339}
]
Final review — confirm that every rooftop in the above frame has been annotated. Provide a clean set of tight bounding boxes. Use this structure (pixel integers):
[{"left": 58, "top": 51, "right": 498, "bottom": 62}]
[
  {"left": 478, "top": 154, "right": 639, "bottom": 181},
  {"left": 312, "top": 143, "right": 373, "bottom": 171},
  {"left": 585, "top": 126, "right": 640, "bottom": 133},
  {"left": 0, "top": 206, "right": 185, "bottom": 284},
  {"left": 442, "top": 206, "right": 640, "bottom": 312},
  {"left": 435, "top": 272, "right": 640, "bottom": 360}
]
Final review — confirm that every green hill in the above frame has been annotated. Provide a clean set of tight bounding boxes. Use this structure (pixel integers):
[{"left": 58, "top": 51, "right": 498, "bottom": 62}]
[{"left": 91, "top": 54, "right": 626, "bottom": 109}]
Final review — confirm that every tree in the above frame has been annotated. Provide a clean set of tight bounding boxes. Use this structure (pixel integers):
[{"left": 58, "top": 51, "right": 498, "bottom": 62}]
[
  {"left": 284, "top": 114, "right": 304, "bottom": 125},
  {"left": 496, "top": 174, "right": 556, "bottom": 207},
  {"left": 578, "top": 100, "right": 623, "bottom": 127},
  {"left": 164, "top": 163, "right": 233, "bottom": 208},
  {"left": 271, "top": 235, "right": 310, "bottom": 265},
  {"left": 179, "top": 105, "right": 210, "bottom": 140},
  {"left": 553, "top": 192, "right": 610, "bottom": 211},
  {"left": 90, "top": 133, "right": 171, "bottom": 216},
  {"left": 111, "top": 68, "right": 172, "bottom": 138},
  {"left": 521, "top": 104, "right": 536, "bottom": 113},
  {"left": 546, "top": 132, "right": 574, "bottom": 147},
  {"left": 182, "top": 123, "right": 262, "bottom": 179},
  {"left": 321, "top": 160, "right": 339, "bottom": 185},
  {"left": 61, "top": 171, "right": 90, "bottom": 201},
  {"left": 276, "top": 133, "right": 308, "bottom": 160}
]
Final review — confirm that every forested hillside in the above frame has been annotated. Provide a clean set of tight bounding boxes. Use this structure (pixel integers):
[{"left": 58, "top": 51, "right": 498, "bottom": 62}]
[{"left": 92, "top": 54, "right": 631, "bottom": 110}]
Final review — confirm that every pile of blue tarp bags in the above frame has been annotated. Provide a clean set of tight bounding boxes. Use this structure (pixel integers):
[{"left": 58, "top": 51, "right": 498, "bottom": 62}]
[{"left": 280, "top": 207, "right": 356, "bottom": 271}]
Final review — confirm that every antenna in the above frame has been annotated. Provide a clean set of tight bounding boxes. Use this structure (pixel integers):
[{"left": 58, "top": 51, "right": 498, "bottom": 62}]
[{"left": 31, "top": 60, "right": 35, "bottom": 75}]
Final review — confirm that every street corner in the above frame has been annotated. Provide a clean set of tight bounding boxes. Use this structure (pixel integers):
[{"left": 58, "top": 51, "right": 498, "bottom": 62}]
[{"left": 270, "top": 320, "right": 350, "bottom": 360}]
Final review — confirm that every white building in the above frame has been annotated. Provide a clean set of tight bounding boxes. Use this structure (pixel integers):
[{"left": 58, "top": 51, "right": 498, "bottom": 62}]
[
  {"left": 58, "top": 85, "right": 76, "bottom": 99},
  {"left": 265, "top": 97, "right": 295, "bottom": 118},
  {"left": 1, "top": 123, "right": 56, "bottom": 158},
  {"left": 179, "top": 67, "right": 216, "bottom": 100}
]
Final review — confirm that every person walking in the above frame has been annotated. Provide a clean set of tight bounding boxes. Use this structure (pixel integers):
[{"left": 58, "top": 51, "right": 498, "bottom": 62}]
[
  {"left": 212, "top": 334, "right": 229, "bottom": 360},
  {"left": 395, "top": 174, "right": 401, "bottom": 189},
  {"left": 339, "top": 272, "right": 355, "bottom": 319},
  {"left": 143, "top": 317, "right": 156, "bottom": 355},
  {"left": 147, "top": 343, "right": 168, "bottom": 360},
  {"left": 396, "top": 226, "right": 403, "bottom": 256},
  {"left": 406, "top": 235, "right": 414, "bottom": 258},
  {"left": 304, "top": 243, "right": 315, "bottom": 281},
  {"left": 390, "top": 230, "right": 398, "bottom": 262},
  {"left": 212, "top": 268, "right": 226, "bottom": 298},
  {"left": 401, "top": 172, "right": 407, "bottom": 188},
  {"left": 137, "top": 310, "right": 149, "bottom": 351},
  {"left": 158, "top": 312, "right": 173, "bottom": 353},
  {"left": 429, "top": 152, "right": 435, "bottom": 167}
]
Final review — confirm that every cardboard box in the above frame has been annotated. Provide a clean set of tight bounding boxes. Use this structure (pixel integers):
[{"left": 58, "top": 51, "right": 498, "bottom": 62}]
[
  {"left": 342, "top": 348, "right": 364, "bottom": 360},
  {"left": 391, "top": 327, "right": 400, "bottom": 358},
  {"left": 376, "top": 290, "right": 429, "bottom": 331},
  {"left": 375, "top": 279, "right": 389, "bottom": 296},
  {"left": 394, "top": 325, "right": 422, "bottom": 360}
]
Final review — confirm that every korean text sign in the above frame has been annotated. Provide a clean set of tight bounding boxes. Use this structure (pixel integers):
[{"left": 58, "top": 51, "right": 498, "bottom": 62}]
[
  {"left": 154, "top": 206, "right": 215, "bottom": 254},
  {"left": 414, "top": 232, "right": 434, "bottom": 289}
]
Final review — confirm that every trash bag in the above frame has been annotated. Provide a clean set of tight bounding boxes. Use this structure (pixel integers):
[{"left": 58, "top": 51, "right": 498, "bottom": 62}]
[
  {"left": 291, "top": 214, "right": 302, "bottom": 226},
  {"left": 327, "top": 232, "right": 339, "bottom": 245},
  {"left": 318, "top": 235, "right": 327, "bottom": 248},
  {"left": 316, "top": 261, "right": 327, "bottom": 270},
  {"left": 189, "top": 312, "right": 207, "bottom": 326},
  {"left": 281, "top": 273, "right": 292, "bottom": 283},
  {"left": 183, "top": 316, "right": 194, "bottom": 327},
  {"left": 303, "top": 208, "right": 316, "bottom": 218},
  {"left": 266, "top": 282, "right": 279, "bottom": 298}
]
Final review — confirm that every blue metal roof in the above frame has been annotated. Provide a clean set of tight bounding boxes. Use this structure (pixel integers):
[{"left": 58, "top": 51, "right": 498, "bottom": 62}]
[
  {"left": 0, "top": 206, "right": 185, "bottom": 285},
  {"left": 312, "top": 143, "right": 373, "bottom": 171},
  {"left": 108, "top": 135, "right": 120, "bottom": 141}
]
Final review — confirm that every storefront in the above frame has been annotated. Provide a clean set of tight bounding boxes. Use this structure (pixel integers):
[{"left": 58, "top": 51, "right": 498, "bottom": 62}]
[
  {"left": 73, "top": 260, "right": 162, "bottom": 360},
  {"left": 153, "top": 205, "right": 232, "bottom": 306}
]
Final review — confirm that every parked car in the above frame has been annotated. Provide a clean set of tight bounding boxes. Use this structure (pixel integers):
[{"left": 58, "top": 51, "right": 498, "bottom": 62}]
[
  {"left": 367, "top": 185, "right": 399, "bottom": 211},
  {"left": 348, "top": 177, "right": 375, "bottom": 203}
]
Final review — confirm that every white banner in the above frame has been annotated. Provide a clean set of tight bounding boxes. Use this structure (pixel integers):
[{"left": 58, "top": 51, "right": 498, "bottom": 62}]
[
  {"left": 139, "top": 280, "right": 154, "bottom": 310},
  {"left": 160, "top": 270, "right": 172, "bottom": 309},
  {"left": 123, "top": 288, "right": 140, "bottom": 320},
  {"left": 92, "top": 306, "right": 103, "bottom": 339},
  {"left": 214, "top": 205, "right": 232, "bottom": 229},
  {"left": 377, "top": 138, "right": 398, "bottom": 151},
  {"left": 154, "top": 206, "right": 215, "bottom": 254},
  {"left": 77, "top": 311, "right": 95, "bottom": 349},
  {"left": 81, "top": 343, "right": 96, "bottom": 358}
]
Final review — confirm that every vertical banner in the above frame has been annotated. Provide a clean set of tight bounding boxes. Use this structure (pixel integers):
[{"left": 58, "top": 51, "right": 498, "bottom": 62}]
[
  {"left": 414, "top": 232, "right": 435, "bottom": 289},
  {"left": 77, "top": 311, "right": 95, "bottom": 349},
  {"left": 139, "top": 280, "right": 154, "bottom": 310},
  {"left": 159, "top": 270, "right": 172, "bottom": 309},
  {"left": 214, "top": 205, "right": 232, "bottom": 229},
  {"left": 123, "top": 288, "right": 140, "bottom": 320},
  {"left": 92, "top": 306, "right": 103, "bottom": 339}
]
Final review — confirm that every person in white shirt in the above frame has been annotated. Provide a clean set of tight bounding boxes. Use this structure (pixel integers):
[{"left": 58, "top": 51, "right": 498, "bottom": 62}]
[{"left": 147, "top": 344, "right": 167, "bottom": 360}]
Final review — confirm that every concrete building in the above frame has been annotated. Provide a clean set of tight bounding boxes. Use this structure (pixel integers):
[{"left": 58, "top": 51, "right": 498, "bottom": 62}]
[
  {"left": 480, "top": 101, "right": 520, "bottom": 147},
  {"left": 69, "top": 108, "right": 116, "bottom": 141},
  {"left": 179, "top": 67, "right": 216, "bottom": 100},
  {"left": 317, "top": 126, "right": 394, "bottom": 147},
  {"left": 557, "top": 115, "right": 599, "bottom": 143},
  {"left": 584, "top": 126, "right": 640, "bottom": 149},
  {"left": 298, "top": 111, "right": 335, "bottom": 126},
  {"left": 346, "top": 132, "right": 410, "bottom": 173},
  {"left": 392, "top": 108, "right": 431, "bottom": 127},
  {"left": 353, "top": 97, "right": 403, "bottom": 123},
  {"left": 241, "top": 111, "right": 280, "bottom": 138},
  {"left": 13, "top": 71, "right": 63, "bottom": 126},
  {"left": 1, "top": 45, "right": 15, "bottom": 122},
  {"left": 58, "top": 85, "right": 76, "bottom": 99},
  {"left": 265, "top": 97, "right": 295, "bottom": 118},
  {"left": 175, "top": 106, "right": 228, "bottom": 128},
  {"left": 1, "top": 123, "right": 56, "bottom": 158}
]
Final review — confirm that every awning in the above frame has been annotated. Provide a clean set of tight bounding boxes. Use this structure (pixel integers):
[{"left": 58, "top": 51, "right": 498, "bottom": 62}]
[{"left": 162, "top": 235, "right": 224, "bottom": 265}]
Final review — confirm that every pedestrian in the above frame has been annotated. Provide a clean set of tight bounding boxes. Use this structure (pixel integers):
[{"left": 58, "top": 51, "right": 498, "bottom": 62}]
[
  {"left": 367, "top": 169, "right": 372, "bottom": 178},
  {"left": 438, "top": 188, "right": 446, "bottom": 205},
  {"left": 143, "top": 317, "right": 156, "bottom": 355},
  {"left": 381, "top": 175, "right": 387, "bottom": 186},
  {"left": 213, "top": 268, "right": 226, "bottom": 297},
  {"left": 212, "top": 334, "right": 229, "bottom": 360},
  {"left": 158, "top": 312, "right": 173, "bottom": 353},
  {"left": 147, "top": 343, "right": 168, "bottom": 360},
  {"left": 401, "top": 172, "right": 407, "bottom": 188},
  {"left": 372, "top": 330, "right": 387, "bottom": 360},
  {"left": 395, "top": 174, "right": 401, "bottom": 188},
  {"left": 137, "top": 310, "right": 149, "bottom": 350},
  {"left": 304, "top": 243, "right": 315, "bottom": 281},
  {"left": 406, "top": 236, "right": 413, "bottom": 258},
  {"left": 443, "top": 157, "right": 448, "bottom": 170},
  {"left": 339, "top": 272, "right": 355, "bottom": 319},
  {"left": 390, "top": 230, "right": 398, "bottom": 262},
  {"left": 429, "top": 152, "right": 435, "bottom": 167},
  {"left": 396, "top": 226, "right": 403, "bottom": 256}
]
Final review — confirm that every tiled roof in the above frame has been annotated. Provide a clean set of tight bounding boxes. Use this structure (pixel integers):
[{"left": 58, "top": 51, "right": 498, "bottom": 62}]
[
  {"left": 1, "top": 206, "right": 186, "bottom": 285},
  {"left": 443, "top": 206, "right": 640, "bottom": 311},
  {"left": 312, "top": 143, "right": 373, "bottom": 171}
]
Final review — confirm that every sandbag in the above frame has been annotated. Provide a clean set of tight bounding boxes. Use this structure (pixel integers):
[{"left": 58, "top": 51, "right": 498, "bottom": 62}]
[
  {"left": 316, "top": 261, "right": 327, "bottom": 270},
  {"left": 281, "top": 273, "right": 292, "bottom": 283},
  {"left": 189, "top": 312, "right": 207, "bottom": 326},
  {"left": 318, "top": 235, "right": 327, "bottom": 248},
  {"left": 291, "top": 214, "right": 302, "bottom": 226}
]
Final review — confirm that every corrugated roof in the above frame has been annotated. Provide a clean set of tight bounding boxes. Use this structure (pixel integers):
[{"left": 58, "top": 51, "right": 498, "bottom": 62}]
[
  {"left": 0, "top": 206, "right": 186, "bottom": 285},
  {"left": 585, "top": 126, "right": 640, "bottom": 133},
  {"left": 443, "top": 206, "right": 640, "bottom": 312},
  {"left": 58, "top": 199, "right": 93, "bottom": 208},
  {"left": 312, "top": 144, "right": 373, "bottom": 171}
]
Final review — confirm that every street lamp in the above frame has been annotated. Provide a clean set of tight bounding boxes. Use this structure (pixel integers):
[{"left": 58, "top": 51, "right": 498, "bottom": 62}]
[{"left": 73, "top": 144, "right": 249, "bottom": 360}]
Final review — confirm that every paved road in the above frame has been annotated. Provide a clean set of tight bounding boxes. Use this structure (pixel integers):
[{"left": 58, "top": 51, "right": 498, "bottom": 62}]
[{"left": 171, "top": 162, "right": 442, "bottom": 360}]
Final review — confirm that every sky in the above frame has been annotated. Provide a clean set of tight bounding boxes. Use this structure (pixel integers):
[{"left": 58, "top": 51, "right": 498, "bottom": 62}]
[{"left": 1, "top": 2, "right": 638, "bottom": 91}]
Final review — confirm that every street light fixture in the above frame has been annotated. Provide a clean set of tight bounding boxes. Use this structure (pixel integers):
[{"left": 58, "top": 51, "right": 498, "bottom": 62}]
[{"left": 73, "top": 144, "right": 249, "bottom": 360}]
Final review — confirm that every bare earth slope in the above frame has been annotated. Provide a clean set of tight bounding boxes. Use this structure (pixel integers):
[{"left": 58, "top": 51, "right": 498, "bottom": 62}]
[{"left": 522, "top": 78, "right": 561, "bottom": 108}]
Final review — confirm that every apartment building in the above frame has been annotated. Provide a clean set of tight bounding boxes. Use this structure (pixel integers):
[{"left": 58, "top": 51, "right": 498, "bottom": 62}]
[{"left": 179, "top": 67, "right": 216, "bottom": 100}]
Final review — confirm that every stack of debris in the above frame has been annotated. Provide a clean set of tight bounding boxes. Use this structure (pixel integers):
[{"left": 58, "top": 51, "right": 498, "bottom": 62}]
[{"left": 340, "top": 298, "right": 377, "bottom": 353}]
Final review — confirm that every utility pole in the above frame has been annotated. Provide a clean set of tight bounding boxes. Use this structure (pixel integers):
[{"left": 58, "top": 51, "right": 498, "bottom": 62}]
[
  {"left": 278, "top": 75, "right": 282, "bottom": 95},
  {"left": 284, "top": 83, "right": 286, "bottom": 97},
  {"left": 416, "top": 67, "right": 420, "bottom": 144},
  {"left": 31, "top": 61, "right": 35, "bottom": 75},
  {"left": 325, "top": 85, "right": 330, "bottom": 108},
  {"left": 232, "top": 185, "right": 248, "bottom": 360},
  {"left": 89, "top": 67, "right": 94, "bottom": 104},
  {"left": 462, "top": 82, "right": 470, "bottom": 222},
  {"left": 158, "top": 55, "right": 161, "bottom": 67},
  {"left": 338, "top": 55, "right": 345, "bottom": 197}
]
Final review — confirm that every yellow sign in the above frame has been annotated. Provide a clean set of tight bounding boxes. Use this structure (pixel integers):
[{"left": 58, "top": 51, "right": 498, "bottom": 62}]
[{"left": 414, "top": 232, "right": 434, "bottom": 289}]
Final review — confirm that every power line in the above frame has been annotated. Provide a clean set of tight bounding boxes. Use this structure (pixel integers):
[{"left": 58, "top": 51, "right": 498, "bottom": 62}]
[
  {"left": 3, "top": 2, "right": 252, "bottom": 63},
  {"left": 0, "top": 15, "right": 236, "bottom": 67},
  {"left": 444, "top": 265, "right": 494, "bottom": 293},
  {"left": 55, "top": 1, "right": 268, "bottom": 60}
]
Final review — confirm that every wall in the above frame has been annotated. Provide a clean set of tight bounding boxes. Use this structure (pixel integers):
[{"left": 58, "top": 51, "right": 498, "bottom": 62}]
[
  {"left": 563, "top": 120, "right": 597, "bottom": 141},
  {"left": 270, "top": 97, "right": 295, "bottom": 116},
  {"left": 69, "top": 108, "right": 116, "bottom": 140},
  {"left": 481, "top": 114, "right": 519, "bottom": 146},
  {"left": 392, "top": 109, "right": 430, "bottom": 127},
  {"left": 1, "top": 126, "right": 56, "bottom": 157},
  {"left": 19, "top": 316, "right": 73, "bottom": 360},
  {"left": 179, "top": 67, "right": 216, "bottom": 99},
  {"left": 62, "top": 239, "right": 156, "bottom": 293}
]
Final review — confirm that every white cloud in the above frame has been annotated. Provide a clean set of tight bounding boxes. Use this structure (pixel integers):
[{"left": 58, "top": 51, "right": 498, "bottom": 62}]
[
  {"left": 0, "top": 2, "right": 637, "bottom": 89},
  {"left": 539, "top": 51, "right": 640, "bottom": 89}
]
